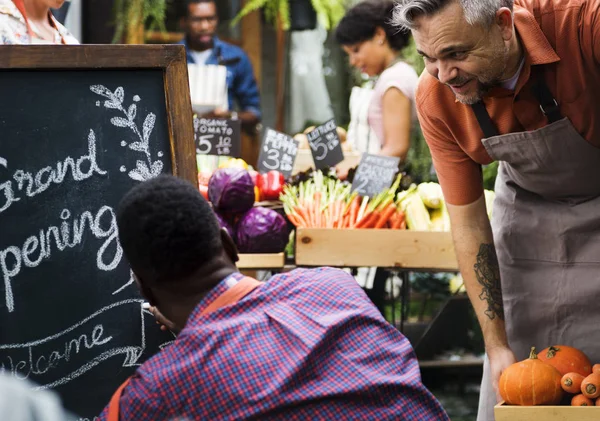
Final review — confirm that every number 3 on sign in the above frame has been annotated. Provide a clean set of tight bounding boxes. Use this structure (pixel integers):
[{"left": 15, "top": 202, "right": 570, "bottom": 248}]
[
  {"left": 197, "top": 135, "right": 212, "bottom": 154},
  {"left": 263, "top": 149, "right": 280, "bottom": 170},
  {"left": 310, "top": 142, "right": 327, "bottom": 161}
]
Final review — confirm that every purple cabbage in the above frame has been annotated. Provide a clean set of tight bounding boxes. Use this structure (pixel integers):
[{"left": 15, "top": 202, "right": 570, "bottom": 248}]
[
  {"left": 208, "top": 168, "right": 255, "bottom": 214},
  {"left": 214, "top": 211, "right": 235, "bottom": 238},
  {"left": 235, "top": 207, "right": 289, "bottom": 253}
]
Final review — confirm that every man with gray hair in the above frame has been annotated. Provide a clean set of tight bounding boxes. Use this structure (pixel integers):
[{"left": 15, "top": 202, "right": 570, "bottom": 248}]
[{"left": 393, "top": 0, "right": 600, "bottom": 419}]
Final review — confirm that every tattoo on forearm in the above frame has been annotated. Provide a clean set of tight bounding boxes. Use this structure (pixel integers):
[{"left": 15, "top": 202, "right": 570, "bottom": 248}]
[{"left": 474, "top": 243, "right": 504, "bottom": 321}]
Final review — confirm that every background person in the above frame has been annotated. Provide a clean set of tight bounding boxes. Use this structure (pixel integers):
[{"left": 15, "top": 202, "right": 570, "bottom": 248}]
[
  {"left": 179, "top": 0, "right": 261, "bottom": 130},
  {"left": 0, "top": 0, "right": 78, "bottom": 44}
]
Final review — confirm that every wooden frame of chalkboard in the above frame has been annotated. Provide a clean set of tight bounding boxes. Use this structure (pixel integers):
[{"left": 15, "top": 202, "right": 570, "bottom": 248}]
[{"left": 0, "top": 45, "right": 197, "bottom": 184}]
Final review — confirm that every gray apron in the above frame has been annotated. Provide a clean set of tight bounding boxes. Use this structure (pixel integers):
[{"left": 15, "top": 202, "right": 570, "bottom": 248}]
[{"left": 472, "top": 79, "right": 600, "bottom": 421}]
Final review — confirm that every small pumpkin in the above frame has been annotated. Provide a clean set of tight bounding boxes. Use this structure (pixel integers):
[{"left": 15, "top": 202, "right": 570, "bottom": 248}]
[
  {"left": 581, "top": 373, "right": 600, "bottom": 399},
  {"left": 593, "top": 364, "right": 600, "bottom": 374},
  {"left": 596, "top": 397, "right": 600, "bottom": 406},
  {"left": 562, "top": 372, "right": 586, "bottom": 394},
  {"left": 572, "top": 394, "right": 594, "bottom": 406},
  {"left": 499, "top": 347, "right": 564, "bottom": 406},
  {"left": 538, "top": 345, "right": 592, "bottom": 377}
]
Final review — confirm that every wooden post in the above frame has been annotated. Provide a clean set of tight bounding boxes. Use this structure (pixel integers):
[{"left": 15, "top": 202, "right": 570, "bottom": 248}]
[
  {"left": 125, "top": 0, "right": 145, "bottom": 44},
  {"left": 275, "top": 16, "right": 286, "bottom": 132}
]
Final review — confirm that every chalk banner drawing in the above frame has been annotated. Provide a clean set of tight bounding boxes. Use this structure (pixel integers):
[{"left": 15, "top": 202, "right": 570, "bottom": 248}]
[{"left": 0, "top": 74, "right": 174, "bottom": 418}]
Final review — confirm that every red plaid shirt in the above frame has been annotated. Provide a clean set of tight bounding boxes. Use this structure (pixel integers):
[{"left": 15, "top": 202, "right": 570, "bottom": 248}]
[{"left": 99, "top": 268, "right": 449, "bottom": 420}]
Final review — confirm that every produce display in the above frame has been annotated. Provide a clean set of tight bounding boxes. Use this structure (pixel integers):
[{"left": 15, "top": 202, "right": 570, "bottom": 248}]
[
  {"left": 499, "top": 345, "right": 600, "bottom": 407},
  {"left": 204, "top": 166, "right": 289, "bottom": 254},
  {"left": 280, "top": 171, "right": 406, "bottom": 229},
  {"left": 197, "top": 156, "right": 284, "bottom": 205},
  {"left": 279, "top": 170, "right": 494, "bottom": 231}
]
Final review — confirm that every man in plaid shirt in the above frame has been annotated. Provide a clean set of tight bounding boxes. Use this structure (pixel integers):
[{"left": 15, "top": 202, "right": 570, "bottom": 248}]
[{"left": 100, "top": 175, "right": 449, "bottom": 420}]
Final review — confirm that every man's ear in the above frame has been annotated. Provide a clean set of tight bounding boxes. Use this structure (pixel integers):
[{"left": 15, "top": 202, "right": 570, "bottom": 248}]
[
  {"left": 134, "top": 272, "right": 159, "bottom": 306},
  {"left": 220, "top": 228, "right": 239, "bottom": 263},
  {"left": 496, "top": 7, "right": 514, "bottom": 41}
]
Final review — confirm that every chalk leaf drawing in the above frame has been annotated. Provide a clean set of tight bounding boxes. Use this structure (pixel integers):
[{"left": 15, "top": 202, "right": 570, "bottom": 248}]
[{"left": 90, "top": 85, "right": 164, "bottom": 182}]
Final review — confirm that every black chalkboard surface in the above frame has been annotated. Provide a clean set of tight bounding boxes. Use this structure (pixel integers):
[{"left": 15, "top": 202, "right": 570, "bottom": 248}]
[
  {"left": 0, "top": 46, "right": 196, "bottom": 420},
  {"left": 351, "top": 154, "right": 400, "bottom": 198},
  {"left": 306, "top": 119, "right": 345, "bottom": 170}
]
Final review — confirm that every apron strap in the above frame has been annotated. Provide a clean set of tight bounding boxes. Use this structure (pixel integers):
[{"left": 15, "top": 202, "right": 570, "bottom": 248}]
[
  {"left": 532, "top": 79, "right": 562, "bottom": 123},
  {"left": 105, "top": 275, "right": 261, "bottom": 421},
  {"left": 470, "top": 78, "right": 562, "bottom": 137},
  {"left": 471, "top": 101, "right": 500, "bottom": 138},
  {"left": 106, "top": 377, "right": 132, "bottom": 421},
  {"left": 200, "top": 276, "right": 262, "bottom": 315}
]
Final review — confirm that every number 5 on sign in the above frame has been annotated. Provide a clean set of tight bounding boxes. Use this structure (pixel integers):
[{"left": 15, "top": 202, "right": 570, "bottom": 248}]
[
  {"left": 310, "top": 141, "right": 327, "bottom": 161},
  {"left": 197, "top": 134, "right": 212, "bottom": 154}
]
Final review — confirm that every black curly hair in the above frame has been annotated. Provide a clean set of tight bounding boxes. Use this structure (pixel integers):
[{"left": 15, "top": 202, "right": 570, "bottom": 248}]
[
  {"left": 335, "top": 0, "right": 411, "bottom": 51},
  {"left": 116, "top": 174, "right": 222, "bottom": 285}
]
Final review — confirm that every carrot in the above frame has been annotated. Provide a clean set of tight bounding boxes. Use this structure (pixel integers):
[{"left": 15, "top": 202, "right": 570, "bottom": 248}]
[
  {"left": 572, "top": 394, "right": 594, "bottom": 406},
  {"left": 374, "top": 203, "right": 397, "bottom": 229},
  {"left": 354, "top": 211, "right": 374, "bottom": 228},
  {"left": 293, "top": 206, "right": 310, "bottom": 227},
  {"left": 562, "top": 373, "right": 585, "bottom": 394},
  {"left": 336, "top": 200, "right": 345, "bottom": 226},
  {"left": 314, "top": 193, "right": 321, "bottom": 228},
  {"left": 349, "top": 196, "right": 360, "bottom": 226},
  {"left": 391, "top": 211, "right": 405, "bottom": 229},
  {"left": 286, "top": 213, "right": 300, "bottom": 227},
  {"left": 368, "top": 213, "right": 381, "bottom": 228}
]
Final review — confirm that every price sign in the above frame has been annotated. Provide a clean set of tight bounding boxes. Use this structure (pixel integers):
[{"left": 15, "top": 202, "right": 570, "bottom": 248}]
[
  {"left": 306, "top": 119, "right": 345, "bottom": 170},
  {"left": 351, "top": 153, "right": 400, "bottom": 197},
  {"left": 257, "top": 127, "right": 299, "bottom": 178},
  {"left": 193, "top": 117, "right": 241, "bottom": 157}
]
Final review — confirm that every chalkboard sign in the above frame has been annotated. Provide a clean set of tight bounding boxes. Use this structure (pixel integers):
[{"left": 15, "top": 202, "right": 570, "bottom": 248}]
[
  {"left": 257, "top": 127, "right": 299, "bottom": 178},
  {"left": 193, "top": 117, "right": 241, "bottom": 158},
  {"left": 306, "top": 119, "right": 345, "bottom": 170},
  {"left": 0, "top": 46, "right": 196, "bottom": 420},
  {"left": 351, "top": 154, "right": 400, "bottom": 197}
]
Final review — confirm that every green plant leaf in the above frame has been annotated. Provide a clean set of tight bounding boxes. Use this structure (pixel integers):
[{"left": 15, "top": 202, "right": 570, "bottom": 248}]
[{"left": 231, "top": 0, "right": 270, "bottom": 27}]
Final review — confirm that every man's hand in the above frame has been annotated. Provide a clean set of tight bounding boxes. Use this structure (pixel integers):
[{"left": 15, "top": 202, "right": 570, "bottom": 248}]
[
  {"left": 148, "top": 306, "right": 182, "bottom": 335},
  {"left": 197, "top": 107, "right": 230, "bottom": 119},
  {"left": 488, "top": 346, "right": 517, "bottom": 402}
]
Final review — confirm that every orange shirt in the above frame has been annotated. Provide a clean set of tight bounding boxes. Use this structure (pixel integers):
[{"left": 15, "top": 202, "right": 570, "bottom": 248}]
[{"left": 416, "top": 0, "right": 600, "bottom": 205}]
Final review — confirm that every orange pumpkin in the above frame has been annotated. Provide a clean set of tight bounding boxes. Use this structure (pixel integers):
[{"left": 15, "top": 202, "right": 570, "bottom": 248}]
[
  {"left": 593, "top": 364, "right": 600, "bottom": 374},
  {"left": 538, "top": 345, "right": 592, "bottom": 377},
  {"left": 595, "top": 397, "right": 600, "bottom": 406},
  {"left": 499, "top": 347, "right": 564, "bottom": 406},
  {"left": 572, "top": 394, "right": 594, "bottom": 406}
]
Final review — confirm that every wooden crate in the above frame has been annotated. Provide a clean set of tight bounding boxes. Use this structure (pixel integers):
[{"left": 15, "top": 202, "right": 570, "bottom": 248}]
[
  {"left": 292, "top": 149, "right": 362, "bottom": 175},
  {"left": 237, "top": 253, "right": 285, "bottom": 270},
  {"left": 495, "top": 403, "right": 600, "bottom": 421},
  {"left": 295, "top": 229, "right": 458, "bottom": 270}
]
